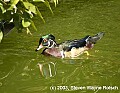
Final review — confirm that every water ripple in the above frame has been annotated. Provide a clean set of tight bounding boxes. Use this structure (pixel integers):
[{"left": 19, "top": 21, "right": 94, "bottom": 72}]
[{"left": 0, "top": 66, "right": 15, "bottom": 80}]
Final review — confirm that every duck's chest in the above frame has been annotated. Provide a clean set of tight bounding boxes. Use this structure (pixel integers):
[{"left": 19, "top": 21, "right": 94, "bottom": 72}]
[{"left": 43, "top": 48, "right": 62, "bottom": 58}]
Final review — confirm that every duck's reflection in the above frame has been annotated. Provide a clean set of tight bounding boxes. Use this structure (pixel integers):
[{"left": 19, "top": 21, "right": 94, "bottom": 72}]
[
  {"left": 37, "top": 59, "right": 82, "bottom": 78},
  {"left": 38, "top": 62, "right": 56, "bottom": 78}
]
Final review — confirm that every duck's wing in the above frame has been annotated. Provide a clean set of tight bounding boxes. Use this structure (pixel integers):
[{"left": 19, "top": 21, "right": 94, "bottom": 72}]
[{"left": 59, "top": 35, "right": 90, "bottom": 52}]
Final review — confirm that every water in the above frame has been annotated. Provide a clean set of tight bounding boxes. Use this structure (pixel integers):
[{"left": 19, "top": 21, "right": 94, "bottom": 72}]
[{"left": 0, "top": 0, "right": 120, "bottom": 93}]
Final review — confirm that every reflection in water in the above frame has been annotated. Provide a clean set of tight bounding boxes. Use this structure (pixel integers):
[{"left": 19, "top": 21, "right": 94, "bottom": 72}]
[
  {"left": 62, "top": 59, "right": 77, "bottom": 64},
  {"left": 37, "top": 59, "right": 83, "bottom": 79},
  {"left": 38, "top": 62, "right": 56, "bottom": 78}
]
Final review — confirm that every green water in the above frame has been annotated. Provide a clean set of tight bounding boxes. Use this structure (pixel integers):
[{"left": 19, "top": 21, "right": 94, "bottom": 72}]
[{"left": 0, "top": 0, "right": 120, "bottom": 93}]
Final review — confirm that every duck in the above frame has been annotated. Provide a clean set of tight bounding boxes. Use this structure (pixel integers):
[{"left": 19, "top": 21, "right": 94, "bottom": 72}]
[{"left": 35, "top": 32, "right": 104, "bottom": 58}]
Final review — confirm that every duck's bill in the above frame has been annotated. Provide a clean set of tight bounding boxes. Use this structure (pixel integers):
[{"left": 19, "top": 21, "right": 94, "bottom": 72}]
[{"left": 35, "top": 44, "right": 43, "bottom": 51}]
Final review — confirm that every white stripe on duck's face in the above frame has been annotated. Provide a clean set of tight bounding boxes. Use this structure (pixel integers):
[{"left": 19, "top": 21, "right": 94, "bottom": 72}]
[
  {"left": 47, "top": 39, "right": 57, "bottom": 48},
  {"left": 64, "top": 47, "right": 88, "bottom": 58},
  {"left": 36, "top": 39, "right": 56, "bottom": 51}
]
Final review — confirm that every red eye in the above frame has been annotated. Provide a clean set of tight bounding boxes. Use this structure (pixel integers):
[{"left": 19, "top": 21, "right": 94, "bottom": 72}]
[{"left": 43, "top": 39, "right": 47, "bottom": 42}]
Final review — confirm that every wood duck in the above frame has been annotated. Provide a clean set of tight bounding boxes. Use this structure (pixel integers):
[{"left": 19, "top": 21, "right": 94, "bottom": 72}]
[{"left": 35, "top": 32, "right": 104, "bottom": 58}]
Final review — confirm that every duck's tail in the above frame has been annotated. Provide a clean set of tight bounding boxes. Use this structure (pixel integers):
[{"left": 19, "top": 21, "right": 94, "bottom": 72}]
[
  {"left": 88, "top": 32, "right": 104, "bottom": 44},
  {"left": 85, "top": 32, "right": 104, "bottom": 49}
]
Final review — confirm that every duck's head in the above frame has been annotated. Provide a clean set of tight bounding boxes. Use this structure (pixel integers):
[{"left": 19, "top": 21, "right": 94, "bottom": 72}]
[{"left": 35, "top": 34, "right": 56, "bottom": 51}]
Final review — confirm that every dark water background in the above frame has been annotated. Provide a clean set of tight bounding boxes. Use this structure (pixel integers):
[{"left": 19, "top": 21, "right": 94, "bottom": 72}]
[{"left": 0, "top": 0, "right": 120, "bottom": 93}]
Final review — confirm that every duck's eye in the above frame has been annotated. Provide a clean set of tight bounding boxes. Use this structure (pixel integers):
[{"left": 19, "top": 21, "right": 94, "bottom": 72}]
[{"left": 43, "top": 39, "right": 48, "bottom": 42}]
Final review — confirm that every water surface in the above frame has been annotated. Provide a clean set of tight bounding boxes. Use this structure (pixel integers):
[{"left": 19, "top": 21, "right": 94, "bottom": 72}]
[{"left": 0, "top": 0, "right": 120, "bottom": 93}]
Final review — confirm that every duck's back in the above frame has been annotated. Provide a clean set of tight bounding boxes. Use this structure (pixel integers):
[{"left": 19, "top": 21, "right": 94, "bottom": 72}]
[{"left": 58, "top": 35, "right": 90, "bottom": 52}]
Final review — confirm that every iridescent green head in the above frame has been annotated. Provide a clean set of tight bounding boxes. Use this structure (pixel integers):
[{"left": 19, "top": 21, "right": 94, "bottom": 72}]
[{"left": 35, "top": 34, "right": 56, "bottom": 51}]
